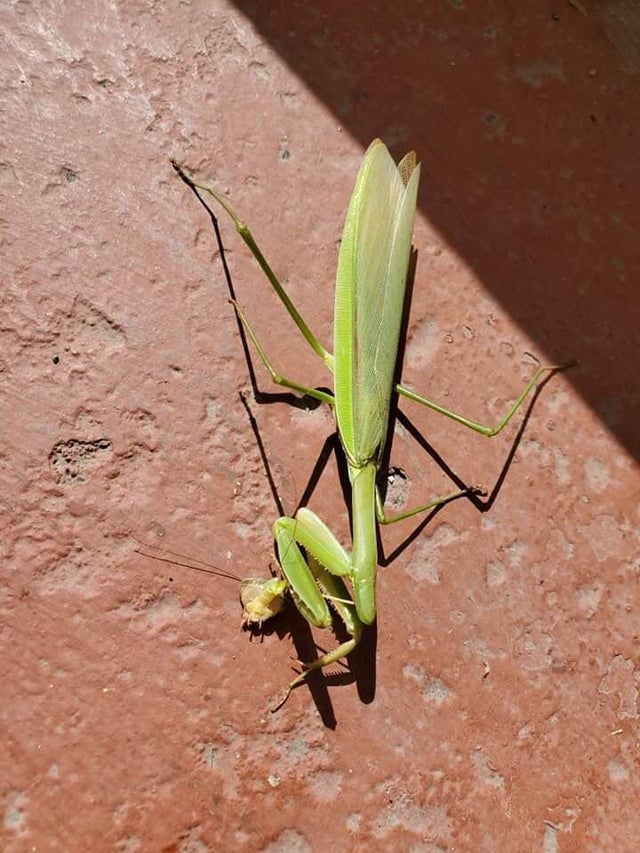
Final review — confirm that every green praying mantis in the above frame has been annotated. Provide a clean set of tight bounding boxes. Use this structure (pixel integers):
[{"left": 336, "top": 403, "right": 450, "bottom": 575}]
[{"left": 173, "top": 140, "right": 570, "bottom": 710}]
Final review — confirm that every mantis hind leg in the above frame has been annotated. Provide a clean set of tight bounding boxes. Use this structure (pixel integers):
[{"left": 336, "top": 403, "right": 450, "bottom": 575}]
[
  {"left": 396, "top": 361, "right": 575, "bottom": 437},
  {"left": 172, "top": 160, "right": 334, "bottom": 369},
  {"left": 378, "top": 363, "right": 574, "bottom": 524}
]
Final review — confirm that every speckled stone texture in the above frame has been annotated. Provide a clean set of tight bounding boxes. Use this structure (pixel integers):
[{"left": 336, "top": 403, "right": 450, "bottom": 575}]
[{"left": 2, "top": 1, "right": 639, "bottom": 850}]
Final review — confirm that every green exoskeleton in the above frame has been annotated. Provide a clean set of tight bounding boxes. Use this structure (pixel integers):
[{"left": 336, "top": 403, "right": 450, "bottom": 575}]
[{"left": 173, "top": 140, "right": 569, "bottom": 709}]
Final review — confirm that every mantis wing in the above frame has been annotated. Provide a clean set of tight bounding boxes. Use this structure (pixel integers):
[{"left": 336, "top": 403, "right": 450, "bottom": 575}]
[{"left": 334, "top": 139, "right": 421, "bottom": 467}]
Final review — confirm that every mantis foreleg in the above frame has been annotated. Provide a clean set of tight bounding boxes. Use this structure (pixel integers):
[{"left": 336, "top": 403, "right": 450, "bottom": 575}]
[{"left": 271, "top": 509, "right": 363, "bottom": 710}]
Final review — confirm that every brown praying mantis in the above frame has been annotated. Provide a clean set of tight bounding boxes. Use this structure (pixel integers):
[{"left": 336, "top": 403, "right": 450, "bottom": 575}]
[{"left": 172, "top": 140, "right": 571, "bottom": 710}]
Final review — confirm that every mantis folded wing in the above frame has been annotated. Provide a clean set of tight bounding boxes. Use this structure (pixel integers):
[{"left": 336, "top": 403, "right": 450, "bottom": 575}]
[{"left": 173, "top": 140, "right": 570, "bottom": 709}]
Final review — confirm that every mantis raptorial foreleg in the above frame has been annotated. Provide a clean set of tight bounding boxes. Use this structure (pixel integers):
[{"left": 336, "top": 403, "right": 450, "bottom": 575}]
[
  {"left": 135, "top": 527, "right": 361, "bottom": 711},
  {"left": 271, "top": 509, "right": 363, "bottom": 710}
]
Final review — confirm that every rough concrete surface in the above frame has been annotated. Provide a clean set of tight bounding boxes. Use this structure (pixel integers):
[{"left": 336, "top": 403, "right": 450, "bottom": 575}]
[{"left": 2, "top": 1, "right": 639, "bottom": 850}]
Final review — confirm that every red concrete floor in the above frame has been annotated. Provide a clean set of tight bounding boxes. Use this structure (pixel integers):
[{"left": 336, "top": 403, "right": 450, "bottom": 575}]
[{"left": 2, "top": 2, "right": 639, "bottom": 850}]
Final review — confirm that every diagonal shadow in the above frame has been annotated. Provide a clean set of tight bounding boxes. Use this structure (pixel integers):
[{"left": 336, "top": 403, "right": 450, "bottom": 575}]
[{"left": 227, "top": 1, "right": 639, "bottom": 459}]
